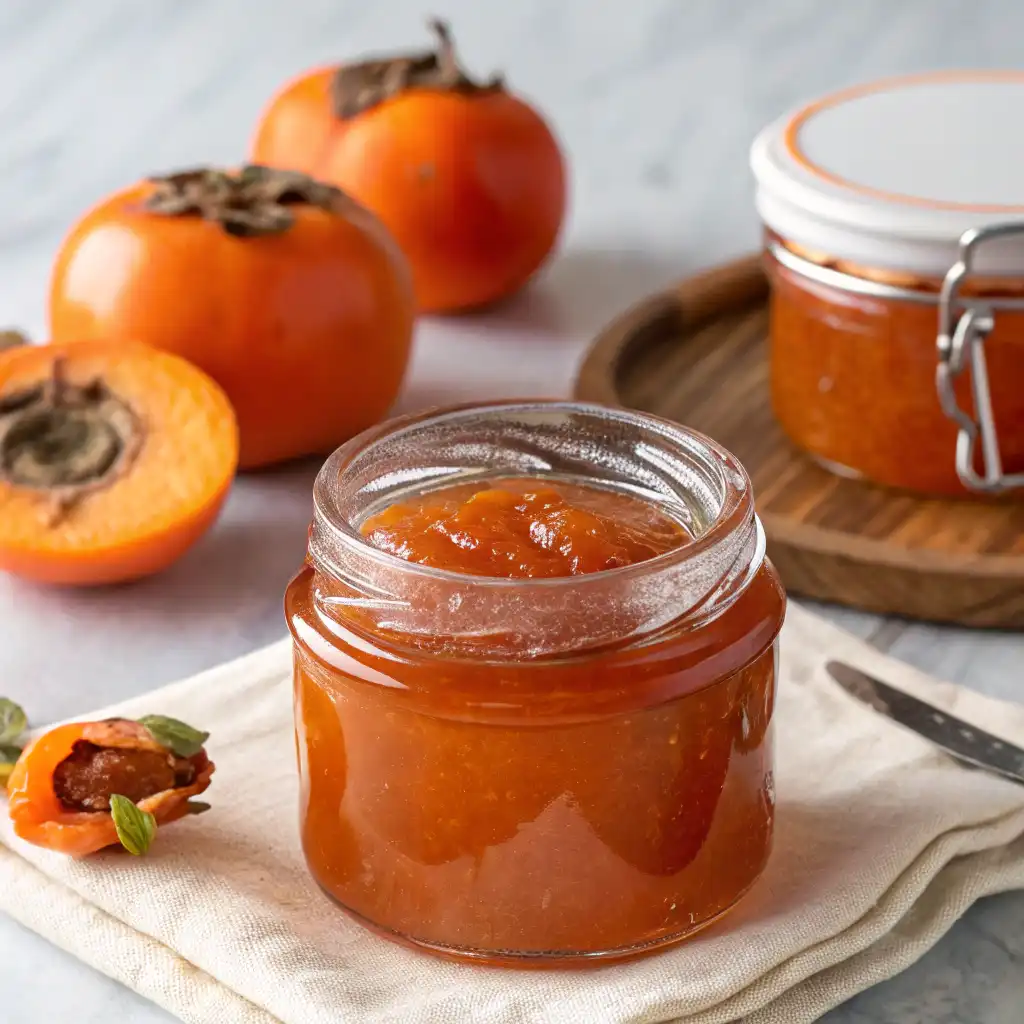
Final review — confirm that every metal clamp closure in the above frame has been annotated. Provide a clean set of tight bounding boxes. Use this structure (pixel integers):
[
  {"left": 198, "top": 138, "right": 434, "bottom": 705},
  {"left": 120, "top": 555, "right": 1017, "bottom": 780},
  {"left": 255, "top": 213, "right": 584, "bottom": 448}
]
[{"left": 937, "top": 224, "right": 1024, "bottom": 494}]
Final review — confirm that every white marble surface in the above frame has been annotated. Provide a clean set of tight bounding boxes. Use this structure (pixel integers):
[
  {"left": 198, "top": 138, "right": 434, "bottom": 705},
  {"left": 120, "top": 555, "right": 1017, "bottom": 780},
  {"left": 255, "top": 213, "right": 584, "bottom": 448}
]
[{"left": 1, "top": 1, "right": 1023, "bottom": 1021}]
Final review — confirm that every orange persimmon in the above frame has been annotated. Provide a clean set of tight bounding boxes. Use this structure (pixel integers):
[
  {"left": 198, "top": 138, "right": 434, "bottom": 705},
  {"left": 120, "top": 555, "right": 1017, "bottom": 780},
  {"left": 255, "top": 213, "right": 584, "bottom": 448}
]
[
  {"left": 250, "top": 20, "right": 567, "bottom": 313},
  {"left": 0, "top": 341, "right": 237, "bottom": 585},
  {"left": 7, "top": 718, "right": 214, "bottom": 857},
  {"left": 48, "top": 166, "right": 414, "bottom": 469}
]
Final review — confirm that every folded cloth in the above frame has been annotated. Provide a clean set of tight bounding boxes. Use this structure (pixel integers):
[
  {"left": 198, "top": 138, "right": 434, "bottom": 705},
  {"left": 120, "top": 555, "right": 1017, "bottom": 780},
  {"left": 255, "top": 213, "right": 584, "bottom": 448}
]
[{"left": 2, "top": 603, "right": 1024, "bottom": 1024}]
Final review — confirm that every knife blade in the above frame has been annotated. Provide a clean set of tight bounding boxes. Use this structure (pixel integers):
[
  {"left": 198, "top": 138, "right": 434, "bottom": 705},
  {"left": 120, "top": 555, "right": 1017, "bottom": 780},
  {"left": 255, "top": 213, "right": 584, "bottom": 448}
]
[{"left": 825, "top": 660, "right": 1024, "bottom": 786}]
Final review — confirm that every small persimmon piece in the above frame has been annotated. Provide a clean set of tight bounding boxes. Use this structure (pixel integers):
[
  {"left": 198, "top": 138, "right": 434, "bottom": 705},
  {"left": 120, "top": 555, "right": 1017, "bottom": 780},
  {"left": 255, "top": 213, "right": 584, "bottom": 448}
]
[
  {"left": 0, "top": 341, "right": 238, "bottom": 585},
  {"left": 6, "top": 717, "right": 214, "bottom": 857}
]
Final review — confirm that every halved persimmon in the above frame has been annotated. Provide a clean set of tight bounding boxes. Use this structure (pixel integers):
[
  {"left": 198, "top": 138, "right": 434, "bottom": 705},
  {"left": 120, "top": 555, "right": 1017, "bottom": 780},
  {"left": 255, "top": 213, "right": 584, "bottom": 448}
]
[{"left": 0, "top": 341, "right": 237, "bottom": 585}]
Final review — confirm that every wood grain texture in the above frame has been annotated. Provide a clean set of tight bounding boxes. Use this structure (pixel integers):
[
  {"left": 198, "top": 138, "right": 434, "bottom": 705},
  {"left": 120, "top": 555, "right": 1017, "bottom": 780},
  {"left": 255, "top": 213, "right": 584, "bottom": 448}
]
[{"left": 575, "top": 255, "right": 1024, "bottom": 629}]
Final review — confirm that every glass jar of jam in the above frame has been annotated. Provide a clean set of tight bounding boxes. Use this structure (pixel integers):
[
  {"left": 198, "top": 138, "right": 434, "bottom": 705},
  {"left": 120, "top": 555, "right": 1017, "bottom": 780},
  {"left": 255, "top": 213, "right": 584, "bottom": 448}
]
[
  {"left": 751, "top": 71, "right": 1024, "bottom": 496},
  {"left": 285, "top": 402, "right": 785, "bottom": 966}
]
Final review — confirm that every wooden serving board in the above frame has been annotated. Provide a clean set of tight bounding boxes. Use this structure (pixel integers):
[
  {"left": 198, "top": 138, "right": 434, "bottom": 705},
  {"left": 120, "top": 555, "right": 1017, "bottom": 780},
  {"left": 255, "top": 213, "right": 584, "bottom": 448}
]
[{"left": 574, "top": 255, "right": 1024, "bottom": 629}]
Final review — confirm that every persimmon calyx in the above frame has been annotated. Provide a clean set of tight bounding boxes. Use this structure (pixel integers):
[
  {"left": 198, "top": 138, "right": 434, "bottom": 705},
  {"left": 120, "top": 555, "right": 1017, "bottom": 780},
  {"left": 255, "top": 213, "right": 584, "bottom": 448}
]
[
  {"left": 0, "top": 329, "right": 29, "bottom": 353},
  {"left": 331, "top": 17, "right": 505, "bottom": 120},
  {"left": 0, "top": 359, "right": 143, "bottom": 524},
  {"left": 144, "top": 165, "right": 354, "bottom": 238}
]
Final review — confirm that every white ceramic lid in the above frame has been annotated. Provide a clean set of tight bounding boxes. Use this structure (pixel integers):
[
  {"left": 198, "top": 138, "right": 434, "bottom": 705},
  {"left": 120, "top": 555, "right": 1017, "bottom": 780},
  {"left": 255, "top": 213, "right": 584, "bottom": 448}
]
[{"left": 751, "top": 71, "right": 1024, "bottom": 277}]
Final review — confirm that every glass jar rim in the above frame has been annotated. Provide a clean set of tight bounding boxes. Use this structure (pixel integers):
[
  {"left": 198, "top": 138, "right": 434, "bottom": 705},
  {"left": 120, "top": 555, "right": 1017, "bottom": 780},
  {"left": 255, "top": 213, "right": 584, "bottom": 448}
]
[
  {"left": 310, "top": 400, "right": 755, "bottom": 592},
  {"left": 306, "top": 400, "right": 765, "bottom": 659}
]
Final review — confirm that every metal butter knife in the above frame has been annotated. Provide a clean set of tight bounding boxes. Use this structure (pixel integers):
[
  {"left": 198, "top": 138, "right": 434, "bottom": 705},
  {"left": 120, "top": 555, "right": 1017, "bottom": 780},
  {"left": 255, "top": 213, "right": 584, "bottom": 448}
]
[{"left": 826, "top": 660, "right": 1024, "bottom": 786}]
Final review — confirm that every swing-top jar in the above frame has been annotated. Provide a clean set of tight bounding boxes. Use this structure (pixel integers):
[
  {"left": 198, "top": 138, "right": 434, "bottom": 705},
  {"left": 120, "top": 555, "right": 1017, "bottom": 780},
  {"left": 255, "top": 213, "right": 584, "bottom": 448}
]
[{"left": 752, "top": 70, "right": 1024, "bottom": 496}]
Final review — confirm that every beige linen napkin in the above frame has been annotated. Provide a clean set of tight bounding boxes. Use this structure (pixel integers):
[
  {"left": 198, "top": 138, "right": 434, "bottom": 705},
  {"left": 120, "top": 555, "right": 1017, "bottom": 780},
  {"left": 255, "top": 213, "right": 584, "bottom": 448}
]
[{"left": 2, "top": 603, "right": 1024, "bottom": 1024}]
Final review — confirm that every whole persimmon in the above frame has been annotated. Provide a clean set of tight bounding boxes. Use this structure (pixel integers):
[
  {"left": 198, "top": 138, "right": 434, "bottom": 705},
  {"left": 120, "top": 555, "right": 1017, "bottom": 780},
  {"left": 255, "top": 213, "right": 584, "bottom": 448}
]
[
  {"left": 250, "top": 20, "right": 567, "bottom": 313},
  {"left": 49, "top": 167, "right": 414, "bottom": 469}
]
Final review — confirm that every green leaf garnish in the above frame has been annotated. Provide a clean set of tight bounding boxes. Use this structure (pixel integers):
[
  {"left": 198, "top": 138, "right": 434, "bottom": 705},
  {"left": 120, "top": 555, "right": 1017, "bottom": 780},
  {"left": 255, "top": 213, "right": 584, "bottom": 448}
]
[
  {"left": 110, "top": 794, "right": 156, "bottom": 856},
  {"left": 137, "top": 715, "right": 209, "bottom": 758},
  {"left": 0, "top": 698, "right": 27, "bottom": 746},
  {"left": 0, "top": 743, "right": 22, "bottom": 783}
]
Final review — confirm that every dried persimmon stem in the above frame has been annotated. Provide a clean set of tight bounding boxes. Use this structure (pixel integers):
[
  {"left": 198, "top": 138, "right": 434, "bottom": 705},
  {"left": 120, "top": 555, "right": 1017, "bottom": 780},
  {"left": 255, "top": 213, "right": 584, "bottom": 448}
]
[
  {"left": 330, "top": 18, "right": 505, "bottom": 120},
  {"left": 46, "top": 356, "right": 68, "bottom": 407},
  {"left": 44, "top": 492, "right": 78, "bottom": 529},
  {"left": 143, "top": 166, "right": 353, "bottom": 238},
  {"left": 428, "top": 18, "right": 459, "bottom": 81}
]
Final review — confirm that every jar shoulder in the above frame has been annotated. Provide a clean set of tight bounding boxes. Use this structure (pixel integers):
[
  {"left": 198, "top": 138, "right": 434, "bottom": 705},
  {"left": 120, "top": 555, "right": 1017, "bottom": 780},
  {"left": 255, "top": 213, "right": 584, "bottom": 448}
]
[{"left": 286, "top": 562, "right": 785, "bottom": 722}]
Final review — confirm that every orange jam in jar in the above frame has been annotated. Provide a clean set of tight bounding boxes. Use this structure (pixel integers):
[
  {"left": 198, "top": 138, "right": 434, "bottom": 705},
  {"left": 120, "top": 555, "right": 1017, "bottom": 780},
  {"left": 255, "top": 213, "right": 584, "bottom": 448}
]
[
  {"left": 286, "top": 402, "right": 785, "bottom": 965},
  {"left": 752, "top": 71, "right": 1024, "bottom": 496},
  {"left": 765, "top": 238, "right": 1024, "bottom": 496},
  {"left": 360, "top": 477, "right": 686, "bottom": 577}
]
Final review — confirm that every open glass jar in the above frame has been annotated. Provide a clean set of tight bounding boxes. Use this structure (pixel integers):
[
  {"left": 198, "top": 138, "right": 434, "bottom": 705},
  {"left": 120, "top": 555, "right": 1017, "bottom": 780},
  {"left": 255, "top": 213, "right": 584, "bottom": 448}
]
[
  {"left": 752, "top": 71, "right": 1024, "bottom": 496},
  {"left": 285, "top": 401, "right": 784, "bottom": 966}
]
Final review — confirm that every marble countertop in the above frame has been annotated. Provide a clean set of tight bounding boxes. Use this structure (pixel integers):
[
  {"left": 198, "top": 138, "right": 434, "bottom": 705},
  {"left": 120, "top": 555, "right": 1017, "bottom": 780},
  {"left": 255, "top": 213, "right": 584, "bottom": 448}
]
[{"left": 1, "top": 0, "right": 1023, "bottom": 1021}]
